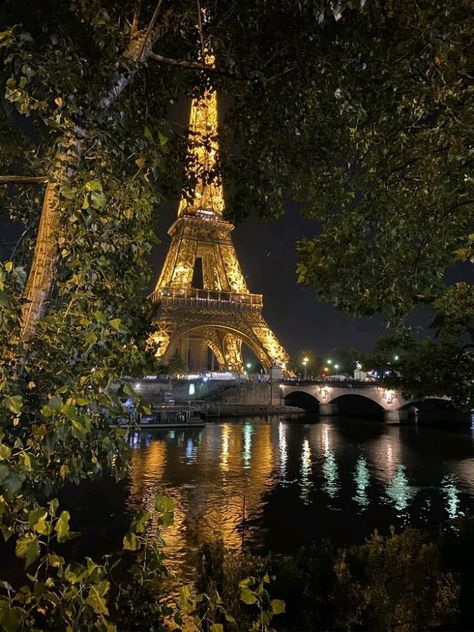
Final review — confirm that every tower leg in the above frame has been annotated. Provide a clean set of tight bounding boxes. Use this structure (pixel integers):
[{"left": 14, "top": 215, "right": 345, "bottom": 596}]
[{"left": 222, "top": 333, "right": 244, "bottom": 372}]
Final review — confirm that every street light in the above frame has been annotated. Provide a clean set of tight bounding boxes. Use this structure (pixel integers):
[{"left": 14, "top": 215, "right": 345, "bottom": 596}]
[
  {"left": 246, "top": 362, "right": 252, "bottom": 371},
  {"left": 334, "top": 364, "right": 339, "bottom": 371},
  {"left": 302, "top": 357, "right": 308, "bottom": 380},
  {"left": 393, "top": 355, "right": 399, "bottom": 362},
  {"left": 326, "top": 359, "right": 333, "bottom": 365}
]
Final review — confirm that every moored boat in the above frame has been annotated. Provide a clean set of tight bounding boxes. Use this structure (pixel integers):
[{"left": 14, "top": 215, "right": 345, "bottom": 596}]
[{"left": 114, "top": 405, "right": 204, "bottom": 429}]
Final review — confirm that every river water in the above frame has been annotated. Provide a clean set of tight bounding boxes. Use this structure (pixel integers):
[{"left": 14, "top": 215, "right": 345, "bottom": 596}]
[{"left": 121, "top": 416, "right": 474, "bottom": 580}]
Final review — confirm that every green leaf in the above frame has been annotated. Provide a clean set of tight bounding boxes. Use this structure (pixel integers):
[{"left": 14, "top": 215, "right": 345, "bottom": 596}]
[
  {"left": 210, "top": 625, "right": 223, "bottom": 632},
  {"left": 0, "top": 444, "right": 11, "bottom": 460},
  {"left": 94, "top": 311, "right": 107, "bottom": 324},
  {"left": 48, "top": 498, "right": 59, "bottom": 516},
  {"left": 55, "top": 511, "right": 71, "bottom": 542},
  {"left": 123, "top": 532, "right": 139, "bottom": 551},
  {"left": 109, "top": 318, "right": 122, "bottom": 331},
  {"left": 85, "top": 179, "right": 103, "bottom": 192},
  {"left": 1, "top": 471, "right": 25, "bottom": 497},
  {"left": 0, "top": 606, "right": 20, "bottom": 632},
  {"left": 60, "top": 404, "right": 77, "bottom": 421},
  {"left": 144, "top": 126, "right": 153, "bottom": 142},
  {"left": 90, "top": 190, "right": 106, "bottom": 209},
  {"left": 2, "top": 396, "right": 23, "bottom": 415},
  {"left": 271, "top": 599, "right": 286, "bottom": 615},
  {"left": 28, "top": 508, "right": 48, "bottom": 534},
  {"left": 155, "top": 493, "right": 174, "bottom": 527},
  {"left": 158, "top": 131, "right": 168, "bottom": 146},
  {"left": 240, "top": 587, "right": 257, "bottom": 605},
  {"left": 15, "top": 534, "right": 40, "bottom": 568},
  {"left": 4, "top": 261, "right": 14, "bottom": 273},
  {"left": 130, "top": 510, "right": 150, "bottom": 534},
  {"left": 85, "top": 584, "right": 109, "bottom": 615}
]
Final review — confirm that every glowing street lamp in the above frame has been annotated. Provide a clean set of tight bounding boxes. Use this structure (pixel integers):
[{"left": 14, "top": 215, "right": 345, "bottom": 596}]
[
  {"left": 334, "top": 364, "right": 340, "bottom": 371},
  {"left": 393, "top": 355, "right": 399, "bottom": 362},
  {"left": 326, "top": 359, "right": 333, "bottom": 365},
  {"left": 246, "top": 362, "right": 252, "bottom": 371},
  {"left": 302, "top": 357, "right": 309, "bottom": 380}
]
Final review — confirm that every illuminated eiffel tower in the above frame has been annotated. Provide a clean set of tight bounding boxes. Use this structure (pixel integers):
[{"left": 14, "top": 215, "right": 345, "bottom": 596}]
[{"left": 149, "top": 64, "right": 289, "bottom": 373}]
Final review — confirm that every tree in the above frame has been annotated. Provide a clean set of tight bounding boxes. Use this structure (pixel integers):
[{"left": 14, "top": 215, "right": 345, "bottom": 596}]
[{"left": 323, "top": 347, "right": 361, "bottom": 374}]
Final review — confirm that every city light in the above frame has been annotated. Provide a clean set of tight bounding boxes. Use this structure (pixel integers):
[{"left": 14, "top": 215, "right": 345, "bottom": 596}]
[
  {"left": 327, "top": 359, "right": 333, "bottom": 365},
  {"left": 302, "top": 357, "right": 309, "bottom": 379},
  {"left": 334, "top": 364, "right": 339, "bottom": 370}
]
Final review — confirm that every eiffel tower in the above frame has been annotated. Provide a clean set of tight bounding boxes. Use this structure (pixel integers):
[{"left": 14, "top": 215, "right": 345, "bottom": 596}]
[{"left": 149, "top": 68, "right": 289, "bottom": 373}]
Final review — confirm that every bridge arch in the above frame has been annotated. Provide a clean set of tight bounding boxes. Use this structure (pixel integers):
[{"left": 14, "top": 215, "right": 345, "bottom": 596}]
[
  {"left": 328, "top": 393, "right": 385, "bottom": 420},
  {"left": 283, "top": 390, "right": 320, "bottom": 412},
  {"left": 398, "top": 397, "right": 455, "bottom": 411}
]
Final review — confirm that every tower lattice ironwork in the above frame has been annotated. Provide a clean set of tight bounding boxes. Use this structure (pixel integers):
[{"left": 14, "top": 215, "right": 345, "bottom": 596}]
[{"left": 149, "top": 68, "right": 289, "bottom": 373}]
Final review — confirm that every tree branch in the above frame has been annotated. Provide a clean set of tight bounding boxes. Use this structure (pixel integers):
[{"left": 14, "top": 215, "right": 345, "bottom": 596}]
[
  {"left": 148, "top": 51, "right": 235, "bottom": 77},
  {"left": 0, "top": 175, "right": 48, "bottom": 184},
  {"left": 136, "top": 0, "right": 164, "bottom": 62}
]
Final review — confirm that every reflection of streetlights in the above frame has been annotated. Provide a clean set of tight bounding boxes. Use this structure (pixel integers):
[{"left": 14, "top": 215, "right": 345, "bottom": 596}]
[{"left": 302, "top": 357, "right": 309, "bottom": 380}]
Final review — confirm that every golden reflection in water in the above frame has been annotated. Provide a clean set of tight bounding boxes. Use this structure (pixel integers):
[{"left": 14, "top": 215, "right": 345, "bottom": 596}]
[
  {"left": 278, "top": 421, "right": 287, "bottom": 482},
  {"left": 126, "top": 423, "right": 276, "bottom": 577},
  {"left": 300, "top": 438, "right": 312, "bottom": 504},
  {"left": 353, "top": 456, "right": 370, "bottom": 509},
  {"left": 220, "top": 423, "right": 230, "bottom": 472}
]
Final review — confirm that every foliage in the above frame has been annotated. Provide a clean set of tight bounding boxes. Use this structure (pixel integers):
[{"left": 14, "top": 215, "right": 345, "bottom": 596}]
[
  {"left": 197, "top": 531, "right": 460, "bottom": 632},
  {"left": 364, "top": 283, "right": 474, "bottom": 409},
  {"left": 196, "top": 541, "right": 285, "bottom": 632},
  {"left": 334, "top": 528, "right": 459, "bottom": 632}
]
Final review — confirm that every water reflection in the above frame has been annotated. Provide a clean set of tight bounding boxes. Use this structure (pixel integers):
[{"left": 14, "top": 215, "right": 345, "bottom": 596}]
[
  {"left": 442, "top": 474, "right": 463, "bottom": 520},
  {"left": 278, "top": 422, "right": 287, "bottom": 483},
  {"left": 220, "top": 423, "right": 230, "bottom": 472},
  {"left": 321, "top": 425, "right": 339, "bottom": 500},
  {"left": 385, "top": 464, "right": 416, "bottom": 515},
  {"left": 353, "top": 457, "right": 370, "bottom": 509},
  {"left": 243, "top": 423, "right": 252, "bottom": 469},
  {"left": 124, "top": 418, "right": 474, "bottom": 580},
  {"left": 300, "top": 439, "right": 312, "bottom": 504}
]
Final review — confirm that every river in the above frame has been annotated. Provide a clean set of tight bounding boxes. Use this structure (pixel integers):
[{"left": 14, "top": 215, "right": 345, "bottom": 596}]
[{"left": 117, "top": 415, "right": 474, "bottom": 580}]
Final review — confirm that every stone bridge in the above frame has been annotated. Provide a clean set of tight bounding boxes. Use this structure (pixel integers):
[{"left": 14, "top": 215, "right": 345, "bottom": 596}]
[{"left": 279, "top": 382, "right": 459, "bottom": 424}]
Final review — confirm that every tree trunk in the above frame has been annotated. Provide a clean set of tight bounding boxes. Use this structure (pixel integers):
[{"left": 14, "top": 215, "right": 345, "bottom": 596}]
[
  {"left": 20, "top": 137, "right": 77, "bottom": 338},
  {"left": 19, "top": 16, "right": 165, "bottom": 339}
]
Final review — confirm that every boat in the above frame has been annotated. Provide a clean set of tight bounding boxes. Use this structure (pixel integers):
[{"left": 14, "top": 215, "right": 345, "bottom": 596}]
[{"left": 115, "top": 405, "right": 205, "bottom": 429}]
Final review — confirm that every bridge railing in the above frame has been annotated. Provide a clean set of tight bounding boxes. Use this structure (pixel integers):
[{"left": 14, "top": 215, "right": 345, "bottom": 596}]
[{"left": 149, "top": 287, "right": 263, "bottom": 312}]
